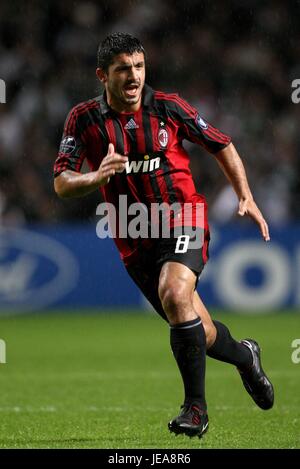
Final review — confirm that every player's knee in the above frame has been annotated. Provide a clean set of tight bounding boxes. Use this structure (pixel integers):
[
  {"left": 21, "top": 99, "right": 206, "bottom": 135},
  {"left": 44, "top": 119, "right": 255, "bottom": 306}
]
[{"left": 158, "top": 281, "right": 190, "bottom": 315}]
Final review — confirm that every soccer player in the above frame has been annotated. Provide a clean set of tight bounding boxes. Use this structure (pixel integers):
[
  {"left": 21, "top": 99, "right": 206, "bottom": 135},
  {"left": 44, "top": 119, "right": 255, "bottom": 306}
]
[{"left": 54, "top": 33, "right": 274, "bottom": 438}]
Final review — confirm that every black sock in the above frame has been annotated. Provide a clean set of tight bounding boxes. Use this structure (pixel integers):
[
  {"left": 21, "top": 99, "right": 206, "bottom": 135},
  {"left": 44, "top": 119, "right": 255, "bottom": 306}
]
[
  {"left": 207, "top": 320, "right": 252, "bottom": 369},
  {"left": 170, "top": 317, "right": 206, "bottom": 410}
]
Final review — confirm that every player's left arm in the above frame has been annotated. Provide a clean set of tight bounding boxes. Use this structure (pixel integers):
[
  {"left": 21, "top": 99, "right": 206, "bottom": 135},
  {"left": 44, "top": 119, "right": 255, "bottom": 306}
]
[
  {"left": 214, "top": 142, "right": 270, "bottom": 242},
  {"left": 165, "top": 94, "right": 270, "bottom": 241}
]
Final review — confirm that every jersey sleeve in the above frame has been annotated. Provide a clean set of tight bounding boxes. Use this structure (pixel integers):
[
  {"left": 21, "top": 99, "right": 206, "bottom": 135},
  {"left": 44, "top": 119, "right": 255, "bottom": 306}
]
[
  {"left": 166, "top": 94, "right": 231, "bottom": 153},
  {"left": 54, "top": 106, "right": 87, "bottom": 177}
]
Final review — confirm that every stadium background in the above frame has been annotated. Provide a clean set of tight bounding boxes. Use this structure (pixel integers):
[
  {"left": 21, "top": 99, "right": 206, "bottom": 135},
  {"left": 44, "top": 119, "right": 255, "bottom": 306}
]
[{"left": 0, "top": 0, "right": 299, "bottom": 449}]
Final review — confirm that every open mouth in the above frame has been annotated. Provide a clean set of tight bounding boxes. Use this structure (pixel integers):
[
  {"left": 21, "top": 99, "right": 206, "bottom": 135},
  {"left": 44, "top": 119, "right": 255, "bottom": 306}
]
[{"left": 123, "top": 83, "right": 139, "bottom": 98}]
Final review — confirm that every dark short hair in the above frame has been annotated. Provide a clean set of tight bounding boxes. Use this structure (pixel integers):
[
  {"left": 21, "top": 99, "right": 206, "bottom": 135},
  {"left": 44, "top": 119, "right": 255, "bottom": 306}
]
[{"left": 97, "top": 32, "right": 145, "bottom": 71}]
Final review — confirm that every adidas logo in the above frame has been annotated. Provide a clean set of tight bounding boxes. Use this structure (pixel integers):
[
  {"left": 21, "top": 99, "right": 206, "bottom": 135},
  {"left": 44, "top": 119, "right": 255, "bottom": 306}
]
[{"left": 124, "top": 118, "right": 139, "bottom": 130}]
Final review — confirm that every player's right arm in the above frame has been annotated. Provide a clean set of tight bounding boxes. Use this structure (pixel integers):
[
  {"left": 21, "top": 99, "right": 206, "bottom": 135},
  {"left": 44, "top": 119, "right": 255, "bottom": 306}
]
[{"left": 54, "top": 143, "right": 128, "bottom": 198}]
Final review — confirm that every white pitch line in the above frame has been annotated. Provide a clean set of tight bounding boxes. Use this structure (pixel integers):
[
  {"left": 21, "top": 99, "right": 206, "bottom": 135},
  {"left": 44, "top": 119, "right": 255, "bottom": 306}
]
[
  {"left": 0, "top": 404, "right": 298, "bottom": 413},
  {"left": 0, "top": 369, "right": 298, "bottom": 380},
  {"left": 0, "top": 406, "right": 57, "bottom": 413}
]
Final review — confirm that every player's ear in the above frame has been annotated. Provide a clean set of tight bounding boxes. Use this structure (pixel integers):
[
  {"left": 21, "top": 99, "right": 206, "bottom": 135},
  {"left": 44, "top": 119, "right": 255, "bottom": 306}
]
[{"left": 96, "top": 68, "right": 107, "bottom": 84}]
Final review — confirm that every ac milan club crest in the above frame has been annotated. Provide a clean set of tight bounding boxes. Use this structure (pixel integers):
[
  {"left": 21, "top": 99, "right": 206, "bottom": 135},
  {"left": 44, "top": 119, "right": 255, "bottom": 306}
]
[{"left": 158, "top": 128, "right": 169, "bottom": 148}]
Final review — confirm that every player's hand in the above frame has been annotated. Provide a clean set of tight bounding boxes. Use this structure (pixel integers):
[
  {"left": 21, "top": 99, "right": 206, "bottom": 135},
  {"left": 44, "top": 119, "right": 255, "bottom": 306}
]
[
  {"left": 97, "top": 143, "right": 128, "bottom": 186},
  {"left": 238, "top": 198, "right": 270, "bottom": 241}
]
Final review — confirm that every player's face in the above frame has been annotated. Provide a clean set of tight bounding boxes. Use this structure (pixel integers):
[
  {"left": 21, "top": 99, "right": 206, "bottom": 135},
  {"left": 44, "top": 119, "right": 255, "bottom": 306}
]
[{"left": 97, "top": 52, "right": 145, "bottom": 113}]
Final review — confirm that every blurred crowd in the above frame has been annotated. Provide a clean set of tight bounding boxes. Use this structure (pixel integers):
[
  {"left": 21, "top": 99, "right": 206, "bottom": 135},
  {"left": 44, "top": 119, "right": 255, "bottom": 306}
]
[{"left": 0, "top": 0, "right": 300, "bottom": 226}]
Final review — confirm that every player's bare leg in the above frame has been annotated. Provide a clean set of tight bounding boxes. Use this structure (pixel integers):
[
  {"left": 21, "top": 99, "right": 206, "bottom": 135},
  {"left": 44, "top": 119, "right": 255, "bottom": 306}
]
[
  {"left": 159, "top": 261, "right": 200, "bottom": 324},
  {"left": 158, "top": 261, "right": 208, "bottom": 438},
  {"left": 192, "top": 291, "right": 216, "bottom": 348}
]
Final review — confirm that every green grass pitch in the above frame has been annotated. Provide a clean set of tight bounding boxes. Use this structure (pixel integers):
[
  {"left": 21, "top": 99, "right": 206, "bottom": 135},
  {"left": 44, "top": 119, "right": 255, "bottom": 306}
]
[{"left": 0, "top": 310, "right": 299, "bottom": 449}]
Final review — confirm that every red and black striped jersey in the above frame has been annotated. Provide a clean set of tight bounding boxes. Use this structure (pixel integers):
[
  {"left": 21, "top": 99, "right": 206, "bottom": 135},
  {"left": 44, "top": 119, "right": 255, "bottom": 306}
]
[{"left": 54, "top": 84, "right": 231, "bottom": 264}]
